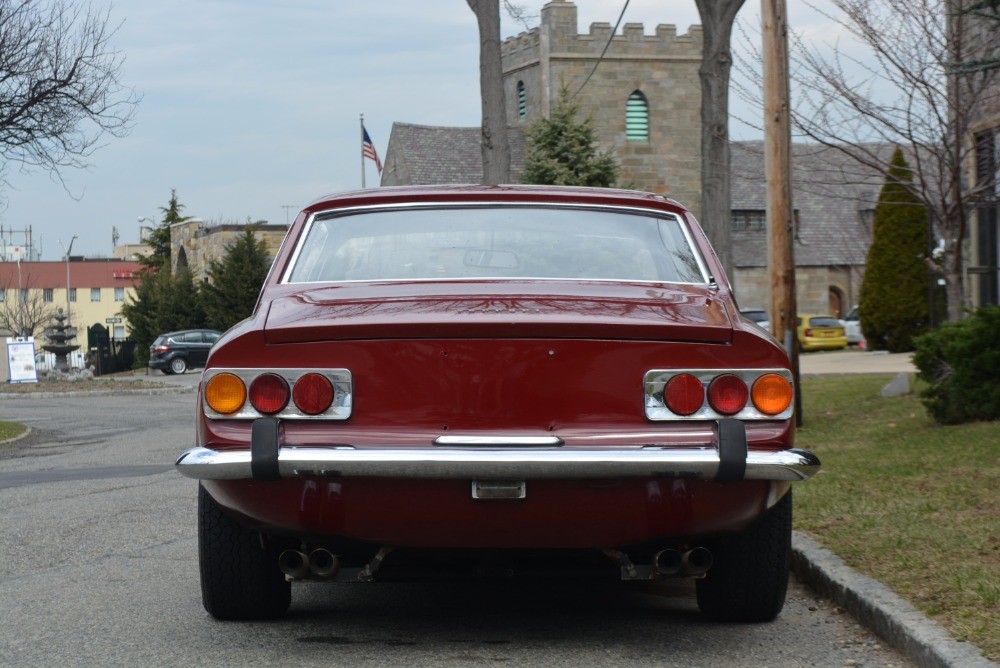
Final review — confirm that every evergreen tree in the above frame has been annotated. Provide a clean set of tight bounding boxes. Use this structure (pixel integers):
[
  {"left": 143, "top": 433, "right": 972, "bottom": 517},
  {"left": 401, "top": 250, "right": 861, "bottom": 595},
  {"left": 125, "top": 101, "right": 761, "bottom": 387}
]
[
  {"left": 121, "top": 190, "right": 202, "bottom": 367},
  {"left": 140, "top": 189, "right": 189, "bottom": 270},
  {"left": 201, "top": 225, "right": 271, "bottom": 331},
  {"left": 122, "top": 268, "right": 207, "bottom": 367},
  {"left": 858, "top": 148, "right": 931, "bottom": 352},
  {"left": 521, "top": 85, "right": 619, "bottom": 187}
]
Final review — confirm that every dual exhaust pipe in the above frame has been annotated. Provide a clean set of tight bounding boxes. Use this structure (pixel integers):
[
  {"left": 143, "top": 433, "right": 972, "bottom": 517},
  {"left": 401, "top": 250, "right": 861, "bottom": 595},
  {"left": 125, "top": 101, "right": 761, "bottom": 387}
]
[
  {"left": 653, "top": 547, "right": 713, "bottom": 577},
  {"left": 278, "top": 548, "right": 340, "bottom": 580}
]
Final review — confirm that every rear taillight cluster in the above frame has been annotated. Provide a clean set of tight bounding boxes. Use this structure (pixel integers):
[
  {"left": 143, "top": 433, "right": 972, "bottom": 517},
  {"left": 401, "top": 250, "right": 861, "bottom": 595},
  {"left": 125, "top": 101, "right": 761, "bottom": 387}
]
[
  {"left": 202, "top": 368, "right": 352, "bottom": 420},
  {"left": 645, "top": 369, "right": 794, "bottom": 420}
]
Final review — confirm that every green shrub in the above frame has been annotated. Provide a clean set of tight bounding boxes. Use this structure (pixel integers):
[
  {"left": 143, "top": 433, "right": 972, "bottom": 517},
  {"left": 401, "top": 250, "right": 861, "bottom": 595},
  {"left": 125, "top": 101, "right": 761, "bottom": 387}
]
[{"left": 913, "top": 306, "right": 1000, "bottom": 424}]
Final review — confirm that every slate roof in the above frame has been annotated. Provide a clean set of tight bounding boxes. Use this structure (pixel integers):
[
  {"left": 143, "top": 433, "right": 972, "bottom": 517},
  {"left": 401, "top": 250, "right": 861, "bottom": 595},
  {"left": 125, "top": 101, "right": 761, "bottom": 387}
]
[
  {"left": 730, "top": 141, "right": 893, "bottom": 267},
  {"left": 381, "top": 123, "right": 526, "bottom": 186}
]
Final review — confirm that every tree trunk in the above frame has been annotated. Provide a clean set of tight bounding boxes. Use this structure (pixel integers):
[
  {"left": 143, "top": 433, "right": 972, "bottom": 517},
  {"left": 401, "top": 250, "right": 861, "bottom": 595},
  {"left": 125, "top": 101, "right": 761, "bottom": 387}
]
[
  {"left": 467, "top": 0, "right": 511, "bottom": 185},
  {"left": 694, "top": 0, "right": 745, "bottom": 283}
]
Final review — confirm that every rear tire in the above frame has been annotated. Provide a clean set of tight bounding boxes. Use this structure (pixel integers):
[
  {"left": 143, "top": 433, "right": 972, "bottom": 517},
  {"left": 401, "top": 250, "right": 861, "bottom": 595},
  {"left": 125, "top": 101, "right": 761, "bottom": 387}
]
[
  {"left": 170, "top": 357, "right": 187, "bottom": 374},
  {"left": 696, "top": 490, "right": 792, "bottom": 622},
  {"left": 198, "top": 484, "right": 291, "bottom": 620}
]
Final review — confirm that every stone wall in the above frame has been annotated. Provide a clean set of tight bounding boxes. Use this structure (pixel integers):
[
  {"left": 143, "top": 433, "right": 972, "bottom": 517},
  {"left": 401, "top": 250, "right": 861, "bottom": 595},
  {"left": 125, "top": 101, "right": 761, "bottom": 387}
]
[
  {"left": 733, "top": 264, "right": 865, "bottom": 319},
  {"left": 502, "top": 0, "right": 703, "bottom": 215},
  {"left": 170, "top": 220, "right": 288, "bottom": 282}
]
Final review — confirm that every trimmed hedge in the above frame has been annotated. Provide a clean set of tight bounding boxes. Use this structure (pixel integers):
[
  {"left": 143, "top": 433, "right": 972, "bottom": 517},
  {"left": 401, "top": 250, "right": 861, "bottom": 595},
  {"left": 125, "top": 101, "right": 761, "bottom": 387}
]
[{"left": 913, "top": 306, "right": 1000, "bottom": 424}]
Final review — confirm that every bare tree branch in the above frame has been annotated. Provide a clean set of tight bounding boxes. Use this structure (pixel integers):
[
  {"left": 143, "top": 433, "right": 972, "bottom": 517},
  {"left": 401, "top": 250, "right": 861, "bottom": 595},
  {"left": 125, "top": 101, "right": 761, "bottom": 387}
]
[
  {"left": 736, "top": 0, "right": 1000, "bottom": 320},
  {"left": 0, "top": 0, "right": 140, "bottom": 186},
  {"left": 0, "top": 273, "right": 57, "bottom": 337}
]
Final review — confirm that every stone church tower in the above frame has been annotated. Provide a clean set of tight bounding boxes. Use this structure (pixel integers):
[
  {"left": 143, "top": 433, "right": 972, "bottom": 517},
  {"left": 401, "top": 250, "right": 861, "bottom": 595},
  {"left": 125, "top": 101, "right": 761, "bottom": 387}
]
[{"left": 501, "top": 0, "right": 703, "bottom": 214}]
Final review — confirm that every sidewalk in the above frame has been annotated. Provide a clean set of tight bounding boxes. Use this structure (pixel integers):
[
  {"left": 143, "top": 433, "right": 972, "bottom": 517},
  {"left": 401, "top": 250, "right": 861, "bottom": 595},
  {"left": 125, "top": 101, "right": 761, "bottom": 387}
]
[{"left": 799, "top": 348, "right": 916, "bottom": 375}]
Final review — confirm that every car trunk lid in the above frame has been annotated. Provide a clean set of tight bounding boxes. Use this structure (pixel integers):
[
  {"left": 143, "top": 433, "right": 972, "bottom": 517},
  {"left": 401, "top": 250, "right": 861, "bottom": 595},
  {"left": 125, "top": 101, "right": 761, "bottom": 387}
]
[{"left": 263, "top": 281, "right": 733, "bottom": 344}]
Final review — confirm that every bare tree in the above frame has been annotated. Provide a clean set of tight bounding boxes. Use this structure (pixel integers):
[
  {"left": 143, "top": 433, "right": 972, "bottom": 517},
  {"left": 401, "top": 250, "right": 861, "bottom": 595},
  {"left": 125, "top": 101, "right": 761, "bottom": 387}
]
[
  {"left": 467, "top": 0, "right": 511, "bottom": 184},
  {"left": 0, "top": 274, "right": 57, "bottom": 338},
  {"left": 761, "top": 0, "right": 999, "bottom": 321},
  {"left": 695, "top": 0, "right": 746, "bottom": 282},
  {"left": 0, "top": 0, "right": 139, "bottom": 185}
]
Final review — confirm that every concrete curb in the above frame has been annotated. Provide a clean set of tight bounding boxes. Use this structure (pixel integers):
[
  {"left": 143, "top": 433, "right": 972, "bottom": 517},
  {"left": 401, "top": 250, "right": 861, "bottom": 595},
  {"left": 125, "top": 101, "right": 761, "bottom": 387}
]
[{"left": 792, "top": 532, "right": 994, "bottom": 667}]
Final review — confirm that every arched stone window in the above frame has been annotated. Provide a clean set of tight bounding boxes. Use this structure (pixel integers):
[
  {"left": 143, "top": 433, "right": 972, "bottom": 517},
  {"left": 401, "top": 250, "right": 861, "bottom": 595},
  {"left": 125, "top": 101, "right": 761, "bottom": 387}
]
[
  {"left": 626, "top": 90, "right": 649, "bottom": 142},
  {"left": 517, "top": 81, "right": 526, "bottom": 121},
  {"left": 176, "top": 246, "right": 189, "bottom": 274}
]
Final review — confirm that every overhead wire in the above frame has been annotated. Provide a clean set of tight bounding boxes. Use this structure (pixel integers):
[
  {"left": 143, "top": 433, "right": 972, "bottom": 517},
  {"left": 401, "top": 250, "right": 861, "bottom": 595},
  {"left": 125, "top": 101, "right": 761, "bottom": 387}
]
[{"left": 572, "top": 0, "right": 632, "bottom": 99}]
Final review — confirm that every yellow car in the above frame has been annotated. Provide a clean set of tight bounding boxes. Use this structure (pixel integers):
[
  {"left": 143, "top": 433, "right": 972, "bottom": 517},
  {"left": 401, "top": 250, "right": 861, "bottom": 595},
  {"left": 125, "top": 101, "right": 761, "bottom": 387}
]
[{"left": 797, "top": 314, "right": 848, "bottom": 351}]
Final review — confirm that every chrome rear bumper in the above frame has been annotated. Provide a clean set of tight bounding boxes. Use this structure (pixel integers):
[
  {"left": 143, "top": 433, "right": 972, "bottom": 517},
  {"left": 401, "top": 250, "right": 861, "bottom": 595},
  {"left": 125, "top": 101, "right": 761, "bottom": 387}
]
[{"left": 175, "top": 444, "right": 820, "bottom": 482}]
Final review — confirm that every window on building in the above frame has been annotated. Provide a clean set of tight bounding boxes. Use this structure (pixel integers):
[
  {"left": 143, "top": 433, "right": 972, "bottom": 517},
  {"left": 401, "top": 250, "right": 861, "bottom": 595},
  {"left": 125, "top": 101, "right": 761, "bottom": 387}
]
[
  {"left": 626, "top": 91, "right": 649, "bottom": 142},
  {"left": 974, "top": 128, "right": 999, "bottom": 306},
  {"left": 43, "top": 288, "right": 54, "bottom": 303},
  {"left": 517, "top": 81, "right": 526, "bottom": 121},
  {"left": 859, "top": 208, "right": 876, "bottom": 236},
  {"left": 19, "top": 289, "right": 28, "bottom": 303},
  {"left": 114, "top": 287, "right": 125, "bottom": 302},
  {"left": 69, "top": 288, "right": 76, "bottom": 303},
  {"left": 91, "top": 288, "right": 101, "bottom": 302},
  {"left": 731, "top": 210, "right": 767, "bottom": 232},
  {"left": 0, "top": 289, "right": 5, "bottom": 303}
]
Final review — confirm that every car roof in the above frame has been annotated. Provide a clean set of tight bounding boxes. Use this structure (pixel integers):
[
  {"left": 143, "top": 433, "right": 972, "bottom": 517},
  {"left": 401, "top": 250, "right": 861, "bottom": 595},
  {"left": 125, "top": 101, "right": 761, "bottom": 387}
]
[{"left": 301, "top": 185, "right": 690, "bottom": 218}]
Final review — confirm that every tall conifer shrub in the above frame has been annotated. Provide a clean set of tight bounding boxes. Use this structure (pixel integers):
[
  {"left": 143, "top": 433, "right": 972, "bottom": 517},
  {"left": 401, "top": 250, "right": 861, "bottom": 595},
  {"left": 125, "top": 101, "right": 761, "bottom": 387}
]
[{"left": 858, "top": 148, "right": 931, "bottom": 352}]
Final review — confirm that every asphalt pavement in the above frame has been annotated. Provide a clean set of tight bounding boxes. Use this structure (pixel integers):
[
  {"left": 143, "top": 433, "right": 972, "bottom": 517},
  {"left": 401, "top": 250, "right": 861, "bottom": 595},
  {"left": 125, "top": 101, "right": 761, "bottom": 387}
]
[{"left": 4, "top": 356, "right": 992, "bottom": 666}]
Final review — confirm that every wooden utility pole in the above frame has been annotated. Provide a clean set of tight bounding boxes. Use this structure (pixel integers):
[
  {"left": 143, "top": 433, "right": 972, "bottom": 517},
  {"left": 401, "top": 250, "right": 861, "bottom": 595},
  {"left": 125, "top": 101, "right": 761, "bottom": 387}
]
[{"left": 762, "top": 0, "right": 801, "bottom": 423}]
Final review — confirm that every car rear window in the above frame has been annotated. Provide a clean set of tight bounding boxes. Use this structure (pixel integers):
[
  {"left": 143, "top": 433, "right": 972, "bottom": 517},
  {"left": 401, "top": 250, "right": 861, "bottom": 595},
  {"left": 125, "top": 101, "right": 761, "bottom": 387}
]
[
  {"left": 285, "top": 206, "right": 706, "bottom": 284},
  {"left": 809, "top": 317, "right": 841, "bottom": 328}
]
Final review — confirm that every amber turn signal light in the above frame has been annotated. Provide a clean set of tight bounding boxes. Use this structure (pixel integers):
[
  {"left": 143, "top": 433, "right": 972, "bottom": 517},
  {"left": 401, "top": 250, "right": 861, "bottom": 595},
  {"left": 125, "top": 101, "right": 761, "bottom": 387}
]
[
  {"left": 751, "top": 373, "right": 794, "bottom": 416},
  {"left": 205, "top": 372, "right": 247, "bottom": 415}
]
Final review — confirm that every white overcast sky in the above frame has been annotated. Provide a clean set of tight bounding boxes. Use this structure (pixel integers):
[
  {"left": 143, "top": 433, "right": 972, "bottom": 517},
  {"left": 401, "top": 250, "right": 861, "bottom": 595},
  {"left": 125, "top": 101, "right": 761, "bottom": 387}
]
[{"left": 2, "top": 0, "right": 843, "bottom": 260}]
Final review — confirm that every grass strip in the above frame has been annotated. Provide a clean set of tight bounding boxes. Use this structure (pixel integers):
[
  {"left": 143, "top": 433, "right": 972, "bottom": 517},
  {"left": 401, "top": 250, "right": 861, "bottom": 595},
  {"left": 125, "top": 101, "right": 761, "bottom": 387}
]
[
  {"left": 0, "top": 420, "right": 28, "bottom": 441},
  {"left": 795, "top": 374, "right": 998, "bottom": 661}
]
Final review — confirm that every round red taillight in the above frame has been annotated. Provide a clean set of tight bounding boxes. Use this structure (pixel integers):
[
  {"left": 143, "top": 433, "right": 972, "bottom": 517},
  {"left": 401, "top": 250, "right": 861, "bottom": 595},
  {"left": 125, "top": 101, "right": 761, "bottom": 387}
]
[
  {"left": 707, "top": 374, "right": 749, "bottom": 415},
  {"left": 664, "top": 373, "right": 704, "bottom": 416},
  {"left": 249, "top": 373, "right": 290, "bottom": 414},
  {"left": 292, "top": 373, "right": 334, "bottom": 415}
]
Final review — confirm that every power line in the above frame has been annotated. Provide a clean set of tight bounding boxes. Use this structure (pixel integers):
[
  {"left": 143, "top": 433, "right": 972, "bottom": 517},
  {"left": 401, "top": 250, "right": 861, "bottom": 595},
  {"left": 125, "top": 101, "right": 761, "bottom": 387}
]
[{"left": 572, "top": 0, "right": 632, "bottom": 99}]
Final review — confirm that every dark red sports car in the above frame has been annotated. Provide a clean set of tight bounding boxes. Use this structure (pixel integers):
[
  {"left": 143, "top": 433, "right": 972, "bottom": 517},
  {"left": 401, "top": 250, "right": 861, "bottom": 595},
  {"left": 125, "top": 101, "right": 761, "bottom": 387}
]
[{"left": 176, "top": 185, "right": 819, "bottom": 621}]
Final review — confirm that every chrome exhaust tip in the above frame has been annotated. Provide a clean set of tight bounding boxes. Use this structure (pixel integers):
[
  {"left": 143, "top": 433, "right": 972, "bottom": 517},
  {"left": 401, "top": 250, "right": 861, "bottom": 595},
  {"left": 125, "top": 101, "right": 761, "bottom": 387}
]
[
  {"left": 653, "top": 548, "right": 683, "bottom": 576},
  {"left": 278, "top": 549, "right": 310, "bottom": 579},
  {"left": 309, "top": 548, "right": 340, "bottom": 579},
  {"left": 682, "top": 547, "right": 713, "bottom": 576}
]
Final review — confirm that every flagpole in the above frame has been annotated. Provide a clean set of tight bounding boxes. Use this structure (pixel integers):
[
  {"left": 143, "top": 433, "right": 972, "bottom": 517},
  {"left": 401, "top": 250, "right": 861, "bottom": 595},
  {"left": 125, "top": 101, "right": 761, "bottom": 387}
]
[{"left": 360, "top": 113, "right": 366, "bottom": 189}]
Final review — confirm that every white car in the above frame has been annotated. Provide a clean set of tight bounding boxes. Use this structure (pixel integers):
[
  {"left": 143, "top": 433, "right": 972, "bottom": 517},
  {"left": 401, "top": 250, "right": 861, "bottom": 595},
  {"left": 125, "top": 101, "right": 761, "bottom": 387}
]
[
  {"left": 840, "top": 306, "right": 864, "bottom": 345},
  {"left": 740, "top": 308, "right": 770, "bottom": 332}
]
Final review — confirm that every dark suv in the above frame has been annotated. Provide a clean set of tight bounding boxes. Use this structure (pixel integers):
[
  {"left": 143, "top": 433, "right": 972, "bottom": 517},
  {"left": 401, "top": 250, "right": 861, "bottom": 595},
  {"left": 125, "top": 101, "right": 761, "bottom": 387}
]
[{"left": 149, "top": 329, "right": 222, "bottom": 374}]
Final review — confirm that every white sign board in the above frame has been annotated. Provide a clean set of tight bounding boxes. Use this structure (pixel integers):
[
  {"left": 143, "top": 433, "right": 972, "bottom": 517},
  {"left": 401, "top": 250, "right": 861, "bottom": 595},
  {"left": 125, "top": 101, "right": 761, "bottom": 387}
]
[{"left": 6, "top": 339, "right": 38, "bottom": 383}]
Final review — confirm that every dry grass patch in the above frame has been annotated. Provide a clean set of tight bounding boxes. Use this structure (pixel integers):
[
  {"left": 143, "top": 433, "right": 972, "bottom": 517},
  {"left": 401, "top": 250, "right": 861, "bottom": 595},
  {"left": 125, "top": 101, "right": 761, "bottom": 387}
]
[{"left": 795, "top": 375, "right": 999, "bottom": 661}]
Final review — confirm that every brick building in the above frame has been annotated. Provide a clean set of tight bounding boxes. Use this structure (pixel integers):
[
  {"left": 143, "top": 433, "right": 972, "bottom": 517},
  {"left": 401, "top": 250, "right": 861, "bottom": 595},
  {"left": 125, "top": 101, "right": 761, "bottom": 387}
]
[{"left": 0, "top": 259, "right": 142, "bottom": 340}]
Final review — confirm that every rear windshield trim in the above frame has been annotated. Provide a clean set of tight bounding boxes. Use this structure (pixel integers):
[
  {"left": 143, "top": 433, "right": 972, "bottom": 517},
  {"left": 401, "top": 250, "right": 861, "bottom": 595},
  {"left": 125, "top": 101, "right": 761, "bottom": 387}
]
[{"left": 280, "top": 202, "right": 710, "bottom": 286}]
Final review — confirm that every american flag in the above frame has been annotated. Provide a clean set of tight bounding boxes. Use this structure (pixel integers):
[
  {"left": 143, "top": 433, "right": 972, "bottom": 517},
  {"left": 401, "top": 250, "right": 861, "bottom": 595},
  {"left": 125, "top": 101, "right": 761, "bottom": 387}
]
[{"left": 362, "top": 126, "right": 382, "bottom": 173}]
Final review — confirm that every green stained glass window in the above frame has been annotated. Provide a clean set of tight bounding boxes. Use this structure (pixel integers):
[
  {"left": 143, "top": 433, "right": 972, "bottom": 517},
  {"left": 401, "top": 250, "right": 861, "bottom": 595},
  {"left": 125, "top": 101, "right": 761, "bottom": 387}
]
[{"left": 626, "top": 91, "right": 649, "bottom": 142}]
